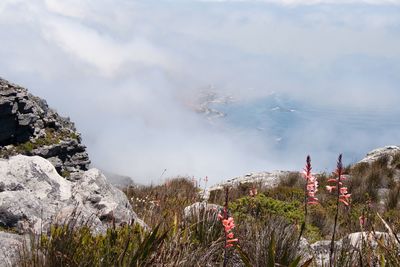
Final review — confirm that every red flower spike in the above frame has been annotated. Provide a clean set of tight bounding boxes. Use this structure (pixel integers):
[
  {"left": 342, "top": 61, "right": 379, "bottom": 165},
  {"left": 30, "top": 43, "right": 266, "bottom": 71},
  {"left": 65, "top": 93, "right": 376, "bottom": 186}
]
[{"left": 303, "top": 155, "right": 319, "bottom": 206}]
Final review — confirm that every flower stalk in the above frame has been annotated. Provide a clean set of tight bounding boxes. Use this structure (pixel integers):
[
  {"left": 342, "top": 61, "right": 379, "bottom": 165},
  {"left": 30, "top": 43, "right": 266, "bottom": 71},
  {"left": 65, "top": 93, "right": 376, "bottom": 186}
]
[
  {"left": 218, "top": 187, "right": 238, "bottom": 267},
  {"left": 298, "top": 155, "right": 318, "bottom": 244},
  {"left": 328, "top": 154, "right": 351, "bottom": 267}
]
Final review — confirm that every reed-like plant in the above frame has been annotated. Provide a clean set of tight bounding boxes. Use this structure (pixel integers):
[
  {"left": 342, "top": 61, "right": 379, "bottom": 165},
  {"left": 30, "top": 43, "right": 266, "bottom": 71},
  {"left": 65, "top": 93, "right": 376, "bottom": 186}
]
[{"left": 327, "top": 154, "right": 351, "bottom": 267}]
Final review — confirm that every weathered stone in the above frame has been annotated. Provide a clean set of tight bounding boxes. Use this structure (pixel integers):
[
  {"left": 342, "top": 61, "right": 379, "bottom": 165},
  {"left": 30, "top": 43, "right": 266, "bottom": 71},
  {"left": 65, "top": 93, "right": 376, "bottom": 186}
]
[
  {"left": 0, "top": 155, "right": 147, "bottom": 266},
  {"left": 17, "top": 113, "right": 37, "bottom": 126},
  {"left": 311, "top": 240, "right": 337, "bottom": 266},
  {"left": 307, "top": 231, "right": 400, "bottom": 266},
  {"left": 358, "top": 145, "right": 400, "bottom": 165},
  {"left": 0, "top": 155, "right": 144, "bottom": 235},
  {"left": 0, "top": 232, "right": 25, "bottom": 267},
  {"left": 183, "top": 202, "right": 222, "bottom": 220},
  {"left": 206, "top": 171, "right": 292, "bottom": 200}
]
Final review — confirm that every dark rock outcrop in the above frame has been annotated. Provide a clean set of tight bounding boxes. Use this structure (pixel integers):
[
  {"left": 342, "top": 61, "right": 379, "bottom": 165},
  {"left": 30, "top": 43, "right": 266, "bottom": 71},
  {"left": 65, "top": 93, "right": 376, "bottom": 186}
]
[{"left": 0, "top": 78, "right": 90, "bottom": 175}]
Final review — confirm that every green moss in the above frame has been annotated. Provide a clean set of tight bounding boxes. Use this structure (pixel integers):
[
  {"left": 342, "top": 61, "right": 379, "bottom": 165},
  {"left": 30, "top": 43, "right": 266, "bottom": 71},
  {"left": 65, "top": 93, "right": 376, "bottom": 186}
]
[
  {"left": 17, "top": 141, "right": 35, "bottom": 153},
  {"left": 0, "top": 225, "right": 18, "bottom": 234},
  {"left": 35, "top": 128, "right": 62, "bottom": 146},
  {"left": 2, "top": 128, "right": 80, "bottom": 157},
  {"left": 61, "top": 170, "right": 71, "bottom": 178},
  {"left": 69, "top": 132, "right": 79, "bottom": 140}
]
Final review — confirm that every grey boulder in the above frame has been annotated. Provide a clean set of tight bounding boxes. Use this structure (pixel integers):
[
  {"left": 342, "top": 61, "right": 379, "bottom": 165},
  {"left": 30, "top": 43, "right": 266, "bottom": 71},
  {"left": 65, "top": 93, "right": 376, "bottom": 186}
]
[{"left": 0, "top": 155, "right": 144, "bottom": 234}]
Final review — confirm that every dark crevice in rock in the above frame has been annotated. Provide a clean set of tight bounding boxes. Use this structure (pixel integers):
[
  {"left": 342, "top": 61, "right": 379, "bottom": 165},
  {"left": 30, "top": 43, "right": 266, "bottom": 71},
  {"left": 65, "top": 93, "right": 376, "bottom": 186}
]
[{"left": 0, "top": 207, "right": 25, "bottom": 228}]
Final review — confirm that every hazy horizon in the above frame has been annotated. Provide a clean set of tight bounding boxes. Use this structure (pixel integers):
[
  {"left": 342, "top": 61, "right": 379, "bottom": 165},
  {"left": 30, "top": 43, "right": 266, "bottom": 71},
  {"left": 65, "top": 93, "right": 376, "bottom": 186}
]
[{"left": 1, "top": 0, "right": 400, "bottom": 184}]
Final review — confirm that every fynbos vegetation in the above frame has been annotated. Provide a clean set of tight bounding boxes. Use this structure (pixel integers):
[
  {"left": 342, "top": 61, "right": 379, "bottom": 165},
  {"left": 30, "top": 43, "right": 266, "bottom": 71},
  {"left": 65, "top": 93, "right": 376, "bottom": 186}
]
[{"left": 16, "top": 152, "right": 400, "bottom": 266}]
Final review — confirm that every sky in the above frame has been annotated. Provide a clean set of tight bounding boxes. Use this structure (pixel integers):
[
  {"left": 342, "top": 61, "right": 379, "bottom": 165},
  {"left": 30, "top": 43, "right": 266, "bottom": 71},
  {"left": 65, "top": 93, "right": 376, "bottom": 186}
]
[{"left": 0, "top": 0, "right": 400, "bottom": 184}]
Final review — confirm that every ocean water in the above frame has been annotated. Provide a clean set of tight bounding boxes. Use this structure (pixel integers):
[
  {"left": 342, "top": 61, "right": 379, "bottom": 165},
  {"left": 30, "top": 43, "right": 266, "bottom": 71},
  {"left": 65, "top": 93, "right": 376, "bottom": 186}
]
[{"left": 207, "top": 93, "right": 400, "bottom": 170}]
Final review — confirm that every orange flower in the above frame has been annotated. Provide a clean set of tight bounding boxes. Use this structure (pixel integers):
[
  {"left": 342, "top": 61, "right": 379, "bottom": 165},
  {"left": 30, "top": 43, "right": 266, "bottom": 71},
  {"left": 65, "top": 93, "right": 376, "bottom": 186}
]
[
  {"left": 303, "top": 156, "right": 319, "bottom": 205},
  {"left": 218, "top": 211, "right": 238, "bottom": 248},
  {"left": 326, "top": 155, "right": 351, "bottom": 206}
]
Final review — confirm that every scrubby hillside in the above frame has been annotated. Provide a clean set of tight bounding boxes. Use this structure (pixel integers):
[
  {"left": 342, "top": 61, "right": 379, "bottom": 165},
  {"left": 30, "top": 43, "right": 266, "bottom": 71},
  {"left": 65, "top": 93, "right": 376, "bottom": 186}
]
[
  {"left": 2, "top": 79, "right": 400, "bottom": 266},
  {"left": 14, "top": 147, "right": 400, "bottom": 266}
]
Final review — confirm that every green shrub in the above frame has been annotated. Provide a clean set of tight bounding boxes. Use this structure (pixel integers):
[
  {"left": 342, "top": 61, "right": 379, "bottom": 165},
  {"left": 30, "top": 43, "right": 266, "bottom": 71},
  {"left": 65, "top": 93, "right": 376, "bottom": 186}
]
[
  {"left": 235, "top": 216, "right": 303, "bottom": 266},
  {"left": 308, "top": 204, "right": 328, "bottom": 238},
  {"left": 229, "top": 193, "right": 303, "bottom": 223},
  {"left": 263, "top": 186, "right": 304, "bottom": 202}
]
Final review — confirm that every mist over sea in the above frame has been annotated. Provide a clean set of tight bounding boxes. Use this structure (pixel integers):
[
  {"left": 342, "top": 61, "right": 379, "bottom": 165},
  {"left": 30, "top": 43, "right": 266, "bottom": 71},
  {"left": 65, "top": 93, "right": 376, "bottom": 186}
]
[{"left": 1, "top": 0, "right": 399, "bottom": 184}]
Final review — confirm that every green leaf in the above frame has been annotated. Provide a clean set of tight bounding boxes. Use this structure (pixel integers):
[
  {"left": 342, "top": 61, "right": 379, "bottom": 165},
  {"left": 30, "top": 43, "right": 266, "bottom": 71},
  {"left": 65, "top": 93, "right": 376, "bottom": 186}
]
[
  {"left": 380, "top": 254, "right": 386, "bottom": 267},
  {"left": 267, "top": 232, "right": 276, "bottom": 267},
  {"left": 129, "top": 224, "right": 168, "bottom": 267},
  {"left": 235, "top": 245, "right": 252, "bottom": 267},
  {"left": 288, "top": 256, "right": 301, "bottom": 267}
]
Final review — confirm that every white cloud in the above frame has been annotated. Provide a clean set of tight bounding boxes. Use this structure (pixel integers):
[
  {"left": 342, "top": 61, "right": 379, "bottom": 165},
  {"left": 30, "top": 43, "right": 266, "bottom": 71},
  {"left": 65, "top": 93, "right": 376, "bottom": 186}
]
[
  {"left": 198, "top": 0, "right": 400, "bottom": 5},
  {"left": 0, "top": 0, "right": 400, "bottom": 184},
  {"left": 41, "top": 18, "right": 175, "bottom": 76},
  {"left": 44, "top": 0, "right": 89, "bottom": 18}
]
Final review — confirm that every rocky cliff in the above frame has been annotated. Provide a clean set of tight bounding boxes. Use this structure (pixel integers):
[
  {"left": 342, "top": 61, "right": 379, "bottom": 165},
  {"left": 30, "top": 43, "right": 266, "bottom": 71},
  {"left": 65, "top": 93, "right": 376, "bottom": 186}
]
[
  {"left": 0, "top": 78, "right": 146, "bottom": 266},
  {"left": 0, "top": 78, "right": 90, "bottom": 176}
]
